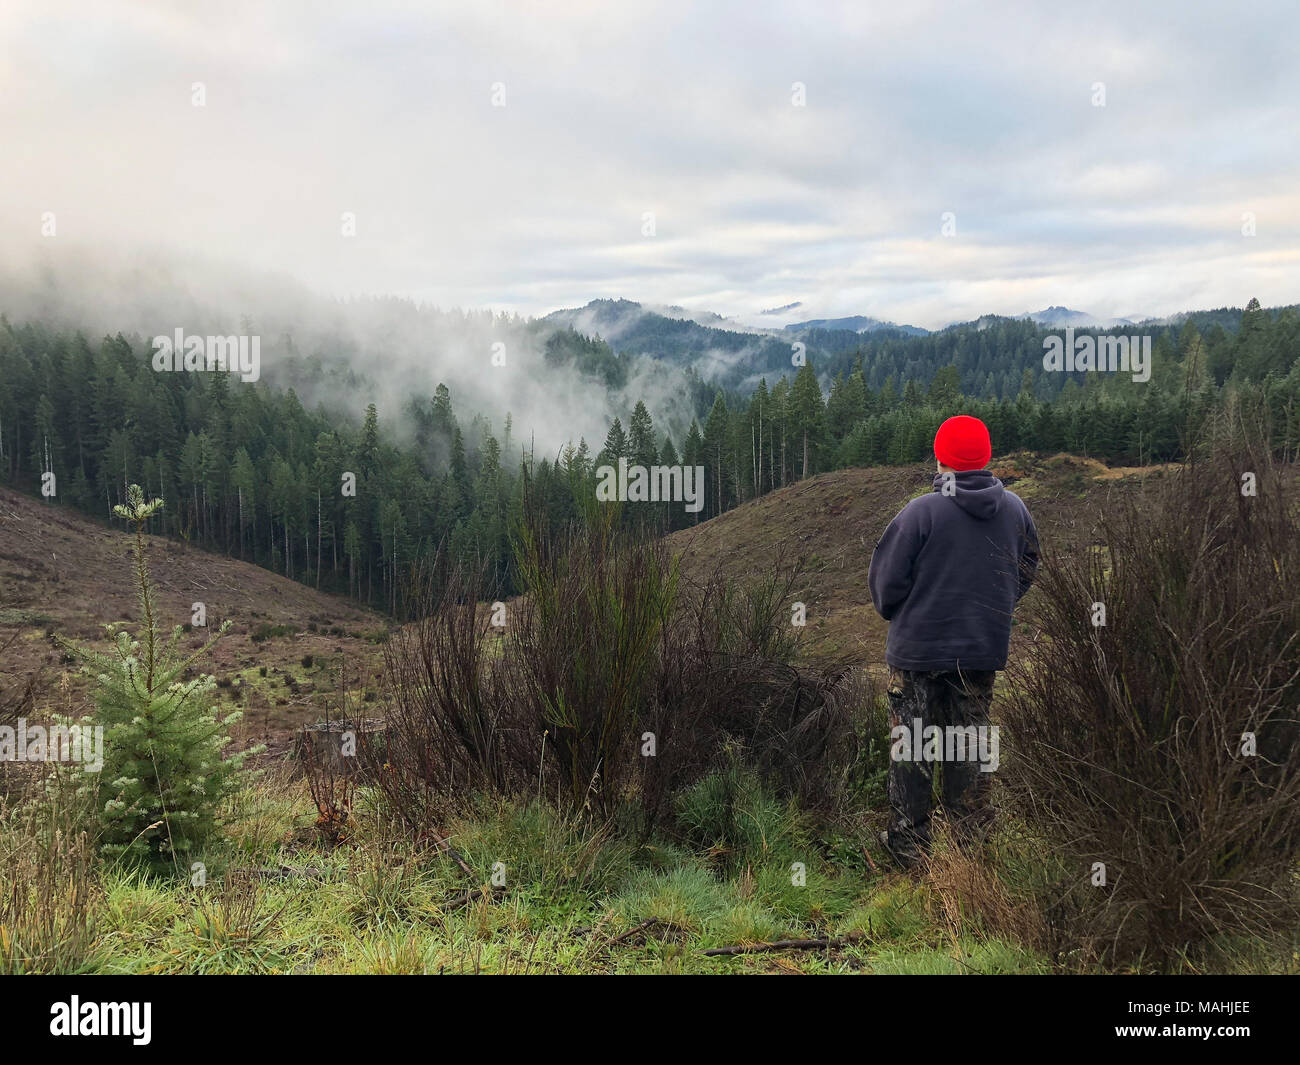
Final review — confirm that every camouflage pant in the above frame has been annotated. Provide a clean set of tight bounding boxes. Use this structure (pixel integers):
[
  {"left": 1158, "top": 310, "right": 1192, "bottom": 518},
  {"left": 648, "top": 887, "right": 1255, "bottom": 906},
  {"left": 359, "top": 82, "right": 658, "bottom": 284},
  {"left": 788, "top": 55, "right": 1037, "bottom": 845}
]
[{"left": 884, "top": 667, "right": 997, "bottom": 865}]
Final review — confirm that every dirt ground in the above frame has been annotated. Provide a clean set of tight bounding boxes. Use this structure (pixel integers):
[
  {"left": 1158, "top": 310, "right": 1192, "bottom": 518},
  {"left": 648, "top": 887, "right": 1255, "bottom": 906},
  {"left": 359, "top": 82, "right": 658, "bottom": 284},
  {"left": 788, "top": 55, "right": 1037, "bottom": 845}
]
[{"left": 0, "top": 486, "right": 387, "bottom": 757}]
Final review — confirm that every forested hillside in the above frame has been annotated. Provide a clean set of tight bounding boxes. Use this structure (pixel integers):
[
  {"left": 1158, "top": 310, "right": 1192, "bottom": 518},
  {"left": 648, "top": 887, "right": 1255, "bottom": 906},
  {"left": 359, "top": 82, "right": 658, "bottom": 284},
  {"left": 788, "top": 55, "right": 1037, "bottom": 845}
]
[
  {"left": 546, "top": 297, "right": 1300, "bottom": 397},
  {"left": 1, "top": 299, "right": 1296, "bottom": 611}
]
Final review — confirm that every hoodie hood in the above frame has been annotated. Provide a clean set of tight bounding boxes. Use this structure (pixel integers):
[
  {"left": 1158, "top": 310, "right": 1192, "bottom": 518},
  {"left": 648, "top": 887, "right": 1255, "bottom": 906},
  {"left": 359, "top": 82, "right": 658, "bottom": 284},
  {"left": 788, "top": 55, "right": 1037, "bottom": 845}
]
[{"left": 932, "top": 468, "right": 1005, "bottom": 520}]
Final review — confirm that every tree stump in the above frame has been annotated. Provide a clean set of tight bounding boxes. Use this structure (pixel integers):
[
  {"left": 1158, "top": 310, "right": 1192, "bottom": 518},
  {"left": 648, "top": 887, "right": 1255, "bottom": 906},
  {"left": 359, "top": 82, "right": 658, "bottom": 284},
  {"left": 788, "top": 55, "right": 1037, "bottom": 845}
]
[{"left": 293, "top": 718, "right": 387, "bottom": 779}]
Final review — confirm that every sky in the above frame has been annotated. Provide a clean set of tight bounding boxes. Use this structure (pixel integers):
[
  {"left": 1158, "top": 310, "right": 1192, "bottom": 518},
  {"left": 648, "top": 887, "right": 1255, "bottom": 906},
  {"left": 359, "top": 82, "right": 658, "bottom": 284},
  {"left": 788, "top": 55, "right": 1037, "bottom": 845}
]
[{"left": 2, "top": 0, "right": 1298, "bottom": 330}]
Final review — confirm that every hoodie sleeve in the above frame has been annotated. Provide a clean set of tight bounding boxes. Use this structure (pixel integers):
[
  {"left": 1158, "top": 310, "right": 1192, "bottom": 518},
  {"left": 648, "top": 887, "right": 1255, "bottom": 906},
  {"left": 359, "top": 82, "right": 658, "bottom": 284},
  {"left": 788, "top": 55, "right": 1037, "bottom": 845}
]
[
  {"left": 869, "top": 503, "right": 923, "bottom": 621},
  {"left": 1016, "top": 503, "right": 1040, "bottom": 601}
]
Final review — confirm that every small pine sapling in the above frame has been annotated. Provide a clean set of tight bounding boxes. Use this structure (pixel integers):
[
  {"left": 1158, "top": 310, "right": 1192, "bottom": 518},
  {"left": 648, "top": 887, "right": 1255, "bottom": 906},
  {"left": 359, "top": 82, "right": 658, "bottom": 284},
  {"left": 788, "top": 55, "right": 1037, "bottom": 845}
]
[{"left": 64, "top": 485, "right": 259, "bottom": 872}]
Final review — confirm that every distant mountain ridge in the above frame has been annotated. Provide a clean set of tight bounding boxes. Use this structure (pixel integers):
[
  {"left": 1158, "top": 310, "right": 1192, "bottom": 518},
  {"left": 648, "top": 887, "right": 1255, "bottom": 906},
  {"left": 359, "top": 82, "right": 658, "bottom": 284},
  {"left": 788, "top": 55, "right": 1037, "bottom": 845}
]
[
  {"left": 542, "top": 299, "right": 934, "bottom": 387},
  {"left": 782, "top": 314, "right": 929, "bottom": 336},
  {"left": 540, "top": 297, "right": 1288, "bottom": 395},
  {"left": 1017, "top": 306, "right": 1138, "bottom": 329}
]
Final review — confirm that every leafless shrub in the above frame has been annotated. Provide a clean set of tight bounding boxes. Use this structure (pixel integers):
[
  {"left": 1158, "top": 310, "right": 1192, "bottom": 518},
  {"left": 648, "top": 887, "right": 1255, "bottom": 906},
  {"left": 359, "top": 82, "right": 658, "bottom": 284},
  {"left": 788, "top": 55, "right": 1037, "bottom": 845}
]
[
  {"left": 370, "top": 557, "right": 537, "bottom": 832},
  {"left": 506, "top": 512, "right": 677, "bottom": 819},
  {"left": 1001, "top": 425, "right": 1300, "bottom": 969},
  {"left": 373, "top": 508, "right": 872, "bottom": 839},
  {"left": 301, "top": 732, "right": 358, "bottom": 848}
]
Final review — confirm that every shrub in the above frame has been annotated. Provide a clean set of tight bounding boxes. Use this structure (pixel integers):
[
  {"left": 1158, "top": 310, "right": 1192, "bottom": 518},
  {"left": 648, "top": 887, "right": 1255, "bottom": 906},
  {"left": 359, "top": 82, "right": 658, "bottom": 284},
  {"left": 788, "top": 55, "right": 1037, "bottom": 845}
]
[
  {"left": 375, "top": 503, "right": 874, "bottom": 838},
  {"left": 1000, "top": 435, "right": 1300, "bottom": 969},
  {"left": 508, "top": 511, "right": 677, "bottom": 818},
  {"left": 373, "top": 557, "right": 535, "bottom": 831},
  {"left": 250, "top": 623, "right": 291, "bottom": 643}
]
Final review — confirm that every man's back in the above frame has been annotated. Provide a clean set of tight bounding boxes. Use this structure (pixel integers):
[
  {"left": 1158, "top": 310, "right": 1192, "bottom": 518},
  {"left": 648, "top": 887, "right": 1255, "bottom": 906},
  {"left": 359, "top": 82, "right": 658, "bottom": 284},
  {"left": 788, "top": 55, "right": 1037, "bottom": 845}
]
[{"left": 868, "top": 469, "right": 1038, "bottom": 672}]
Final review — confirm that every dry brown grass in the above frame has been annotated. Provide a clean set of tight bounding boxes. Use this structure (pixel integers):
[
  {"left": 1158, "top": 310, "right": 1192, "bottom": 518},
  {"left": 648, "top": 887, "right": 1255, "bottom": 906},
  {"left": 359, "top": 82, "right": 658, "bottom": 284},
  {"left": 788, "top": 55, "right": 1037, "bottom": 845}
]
[
  {"left": 921, "top": 828, "right": 1047, "bottom": 958},
  {"left": 0, "top": 776, "right": 102, "bottom": 974}
]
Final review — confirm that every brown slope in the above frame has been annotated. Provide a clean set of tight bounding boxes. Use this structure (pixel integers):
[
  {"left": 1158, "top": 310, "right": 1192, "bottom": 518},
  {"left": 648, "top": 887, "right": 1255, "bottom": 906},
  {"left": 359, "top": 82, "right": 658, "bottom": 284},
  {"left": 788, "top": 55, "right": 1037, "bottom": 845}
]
[
  {"left": 0, "top": 486, "right": 386, "bottom": 745},
  {"left": 663, "top": 452, "right": 1155, "bottom": 672}
]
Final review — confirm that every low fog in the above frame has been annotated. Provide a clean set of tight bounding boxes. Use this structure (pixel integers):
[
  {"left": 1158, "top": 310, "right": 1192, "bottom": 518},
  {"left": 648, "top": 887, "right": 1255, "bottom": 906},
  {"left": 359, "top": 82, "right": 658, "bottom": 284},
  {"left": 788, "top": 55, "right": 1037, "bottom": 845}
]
[{"left": 0, "top": 245, "right": 695, "bottom": 461}]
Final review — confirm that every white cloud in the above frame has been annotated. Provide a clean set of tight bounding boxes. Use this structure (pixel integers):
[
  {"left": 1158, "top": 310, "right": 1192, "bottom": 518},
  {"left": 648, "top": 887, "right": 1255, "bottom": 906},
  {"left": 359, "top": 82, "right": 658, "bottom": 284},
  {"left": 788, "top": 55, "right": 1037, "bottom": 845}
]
[{"left": 0, "top": 0, "right": 1296, "bottom": 329}]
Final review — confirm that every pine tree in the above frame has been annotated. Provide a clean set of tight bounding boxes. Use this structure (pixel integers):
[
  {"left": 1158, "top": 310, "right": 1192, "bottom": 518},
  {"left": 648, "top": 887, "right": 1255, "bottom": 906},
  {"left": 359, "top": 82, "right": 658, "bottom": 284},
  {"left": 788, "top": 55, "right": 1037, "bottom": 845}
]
[
  {"left": 826, "top": 367, "right": 866, "bottom": 443},
  {"left": 789, "top": 361, "right": 826, "bottom": 480},
  {"left": 701, "top": 392, "right": 730, "bottom": 517},
  {"left": 927, "top": 364, "right": 962, "bottom": 409},
  {"left": 749, "top": 379, "right": 769, "bottom": 495},
  {"left": 877, "top": 375, "right": 898, "bottom": 413},
  {"left": 627, "top": 401, "right": 658, "bottom": 468},
  {"left": 681, "top": 420, "right": 704, "bottom": 523},
  {"left": 597, "top": 417, "right": 629, "bottom": 469},
  {"left": 230, "top": 447, "right": 256, "bottom": 560},
  {"left": 63, "top": 485, "right": 255, "bottom": 871},
  {"left": 449, "top": 425, "right": 472, "bottom": 519}
]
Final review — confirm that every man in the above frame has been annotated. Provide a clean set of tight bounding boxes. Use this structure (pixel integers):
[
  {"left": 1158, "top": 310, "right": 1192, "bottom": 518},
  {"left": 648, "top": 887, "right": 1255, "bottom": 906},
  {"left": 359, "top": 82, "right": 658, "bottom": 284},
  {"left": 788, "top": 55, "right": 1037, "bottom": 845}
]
[{"left": 867, "top": 414, "right": 1038, "bottom": 867}]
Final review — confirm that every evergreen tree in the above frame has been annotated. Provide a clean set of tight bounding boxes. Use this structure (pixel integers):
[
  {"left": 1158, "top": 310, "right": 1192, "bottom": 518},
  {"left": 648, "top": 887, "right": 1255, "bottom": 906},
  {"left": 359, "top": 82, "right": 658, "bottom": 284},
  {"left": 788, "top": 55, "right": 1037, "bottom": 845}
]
[
  {"left": 681, "top": 420, "right": 704, "bottom": 523},
  {"left": 63, "top": 485, "right": 254, "bottom": 871},
  {"left": 789, "top": 361, "right": 827, "bottom": 479},
  {"left": 597, "top": 417, "right": 629, "bottom": 468},
  {"left": 701, "top": 392, "right": 730, "bottom": 518},
  {"left": 927, "top": 364, "right": 962, "bottom": 409}
]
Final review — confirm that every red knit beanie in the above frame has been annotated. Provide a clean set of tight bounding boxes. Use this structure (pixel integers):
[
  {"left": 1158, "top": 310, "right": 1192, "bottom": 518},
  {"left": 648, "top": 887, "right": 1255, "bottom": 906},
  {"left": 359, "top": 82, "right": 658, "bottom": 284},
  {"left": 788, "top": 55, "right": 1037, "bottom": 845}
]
[{"left": 934, "top": 415, "right": 991, "bottom": 471}]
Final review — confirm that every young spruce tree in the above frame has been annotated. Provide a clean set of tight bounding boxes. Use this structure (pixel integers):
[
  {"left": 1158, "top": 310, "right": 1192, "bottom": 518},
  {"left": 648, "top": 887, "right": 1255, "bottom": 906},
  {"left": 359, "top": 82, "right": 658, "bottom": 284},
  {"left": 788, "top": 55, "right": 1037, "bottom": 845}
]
[{"left": 69, "top": 485, "right": 255, "bottom": 872}]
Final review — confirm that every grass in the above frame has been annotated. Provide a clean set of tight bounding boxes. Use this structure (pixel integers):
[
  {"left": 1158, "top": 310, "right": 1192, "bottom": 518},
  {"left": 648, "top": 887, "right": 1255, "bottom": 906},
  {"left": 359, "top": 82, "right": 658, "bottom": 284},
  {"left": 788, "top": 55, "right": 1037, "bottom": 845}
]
[
  {"left": 6, "top": 740, "right": 1293, "bottom": 976},
  {"left": 1, "top": 764, "right": 1062, "bottom": 975},
  {"left": 9, "top": 759, "right": 1289, "bottom": 974}
]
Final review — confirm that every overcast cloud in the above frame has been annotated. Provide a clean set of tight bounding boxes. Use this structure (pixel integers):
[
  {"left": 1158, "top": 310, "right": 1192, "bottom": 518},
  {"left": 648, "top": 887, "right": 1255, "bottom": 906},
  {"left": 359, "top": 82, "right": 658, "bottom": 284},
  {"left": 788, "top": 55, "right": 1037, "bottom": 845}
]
[{"left": 2, "top": 0, "right": 1297, "bottom": 329}]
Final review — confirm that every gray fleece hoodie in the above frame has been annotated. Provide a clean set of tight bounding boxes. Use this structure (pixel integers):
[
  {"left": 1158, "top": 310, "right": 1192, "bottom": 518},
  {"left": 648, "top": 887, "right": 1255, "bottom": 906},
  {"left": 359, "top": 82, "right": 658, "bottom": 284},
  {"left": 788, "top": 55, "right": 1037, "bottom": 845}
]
[{"left": 867, "top": 469, "right": 1038, "bottom": 672}]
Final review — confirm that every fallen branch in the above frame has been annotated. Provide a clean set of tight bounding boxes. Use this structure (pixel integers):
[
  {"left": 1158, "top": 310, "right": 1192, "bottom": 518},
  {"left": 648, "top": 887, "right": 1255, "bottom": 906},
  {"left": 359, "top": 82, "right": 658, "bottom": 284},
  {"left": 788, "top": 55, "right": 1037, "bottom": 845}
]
[
  {"left": 415, "top": 831, "right": 476, "bottom": 878},
  {"left": 603, "top": 917, "right": 661, "bottom": 948},
  {"left": 442, "top": 884, "right": 505, "bottom": 913},
  {"left": 233, "top": 865, "right": 328, "bottom": 880},
  {"left": 701, "top": 930, "right": 868, "bottom": 957}
]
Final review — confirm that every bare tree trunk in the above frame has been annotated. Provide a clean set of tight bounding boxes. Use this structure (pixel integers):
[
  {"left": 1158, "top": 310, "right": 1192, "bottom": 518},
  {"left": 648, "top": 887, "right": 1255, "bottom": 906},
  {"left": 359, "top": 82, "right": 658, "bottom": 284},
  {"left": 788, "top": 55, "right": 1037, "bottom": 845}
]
[{"left": 715, "top": 445, "right": 722, "bottom": 516}]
